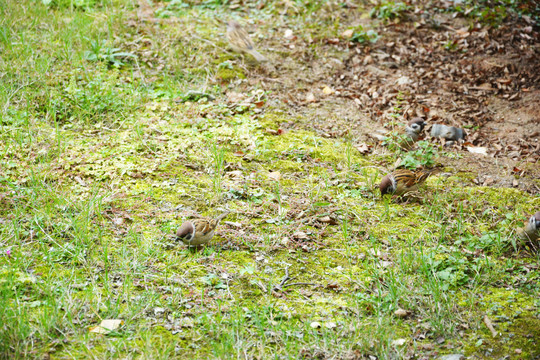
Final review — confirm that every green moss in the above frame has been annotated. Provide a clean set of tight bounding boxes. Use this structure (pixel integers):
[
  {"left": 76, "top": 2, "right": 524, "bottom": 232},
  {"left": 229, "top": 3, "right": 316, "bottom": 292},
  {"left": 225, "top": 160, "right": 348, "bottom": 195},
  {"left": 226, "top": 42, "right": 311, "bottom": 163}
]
[
  {"left": 459, "top": 288, "right": 539, "bottom": 358},
  {"left": 215, "top": 67, "right": 245, "bottom": 81}
]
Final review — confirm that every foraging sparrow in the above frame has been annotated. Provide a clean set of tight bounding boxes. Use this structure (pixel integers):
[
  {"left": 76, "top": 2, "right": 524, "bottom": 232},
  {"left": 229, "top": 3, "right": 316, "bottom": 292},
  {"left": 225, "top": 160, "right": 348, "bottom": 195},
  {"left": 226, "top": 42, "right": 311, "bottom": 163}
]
[
  {"left": 379, "top": 169, "right": 433, "bottom": 197},
  {"left": 518, "top": 211, "right": 540, "bottom": 242},
  {"left": 385, "top": 118, "right": 427, "bottom": 150},
  {"left": 226, "top": 20, "right": 267, "bottom": 62},
  {"left": 430, "top": 124, "right": 466, "bottom": 141},
  {"left": 176, "top": 211, "right": 230, "bottom": 246},
  {"left": 404, "top": 118, "right": 427, "bottom": 142}
]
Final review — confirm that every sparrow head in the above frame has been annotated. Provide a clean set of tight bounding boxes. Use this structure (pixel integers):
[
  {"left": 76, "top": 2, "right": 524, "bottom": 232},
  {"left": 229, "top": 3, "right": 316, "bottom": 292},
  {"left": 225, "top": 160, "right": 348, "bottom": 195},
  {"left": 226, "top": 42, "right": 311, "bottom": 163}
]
[
  {"left": 176, "top": 221, "right": 195, "bottom": 242},
  {"left": 529, "top": 211, "right": 540, "bottom": 231},
  {"left": 407, "top": 118, "right": 427, "bottom": 134},
  {"left": 379, "top": 174, "right": 396, "bottom": 196}
]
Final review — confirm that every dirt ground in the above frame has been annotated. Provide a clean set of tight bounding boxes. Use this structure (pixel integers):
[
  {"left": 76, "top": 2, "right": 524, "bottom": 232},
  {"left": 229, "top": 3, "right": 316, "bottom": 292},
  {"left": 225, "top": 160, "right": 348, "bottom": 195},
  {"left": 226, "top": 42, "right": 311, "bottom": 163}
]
[{"left": 231, "top": 3, "right": 540, "bottom": 193}]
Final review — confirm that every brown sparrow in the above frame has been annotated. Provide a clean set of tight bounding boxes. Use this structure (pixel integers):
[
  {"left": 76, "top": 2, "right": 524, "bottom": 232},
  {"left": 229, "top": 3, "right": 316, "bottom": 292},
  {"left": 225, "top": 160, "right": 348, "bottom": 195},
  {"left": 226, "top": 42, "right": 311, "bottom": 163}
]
[
  {"left": 518, "top": 211, "right": 540, "bottom": 243},
  {"left": 399, "top": 117, "right": 427, "bottom": 149},
  {"left": 176, "top": 211, "right": 230, "bottom": 246},
  {"left": 404, "top": 118, "right": 427, "bottom": 142},
  {"left": 385, "top": 118, "right": 427, "bottom": 150},
  {"left": 379, "top": 169, "right": 433, "bottom": 197},
  {"left": 226, "top": 20, "right": 267, "bottom": 62}
]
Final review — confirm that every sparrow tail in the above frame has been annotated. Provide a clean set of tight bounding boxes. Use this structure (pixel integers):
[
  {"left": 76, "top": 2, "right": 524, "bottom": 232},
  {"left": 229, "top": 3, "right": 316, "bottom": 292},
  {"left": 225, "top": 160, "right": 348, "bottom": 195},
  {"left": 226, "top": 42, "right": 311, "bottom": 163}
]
[
  {"left": 247, "top": 49, "right": 267, "bottom": 62},
  {"left": 416, "top": 168, "right": 439, "bottom": 183},
  {"left": 215, "top": 211, "right": 230, "bottom": 223}
]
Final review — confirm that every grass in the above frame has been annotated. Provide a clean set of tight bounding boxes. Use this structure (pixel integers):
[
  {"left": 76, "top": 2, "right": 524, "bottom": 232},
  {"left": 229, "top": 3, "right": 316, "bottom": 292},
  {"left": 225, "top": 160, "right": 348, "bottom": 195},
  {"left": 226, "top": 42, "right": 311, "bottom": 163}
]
[{"left": 1, "top": 0, "right": 539, "bottom": 359}]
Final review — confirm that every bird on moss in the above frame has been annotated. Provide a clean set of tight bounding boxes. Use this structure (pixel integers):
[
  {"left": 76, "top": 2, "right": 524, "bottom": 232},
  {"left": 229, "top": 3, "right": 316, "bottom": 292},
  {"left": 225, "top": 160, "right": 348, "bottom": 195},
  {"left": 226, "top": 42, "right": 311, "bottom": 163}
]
[
  {"left": 226, "top": 20, "right": 267, "bottom": 62},
  {"left": 379, "top": 168, "right": 434, "bottom": 197},
  {"left": 176, "top": 211, "right": 230, "bottom": 247},
  {"left": 518, "top": 211, "right": 540, "bottom": 243}
]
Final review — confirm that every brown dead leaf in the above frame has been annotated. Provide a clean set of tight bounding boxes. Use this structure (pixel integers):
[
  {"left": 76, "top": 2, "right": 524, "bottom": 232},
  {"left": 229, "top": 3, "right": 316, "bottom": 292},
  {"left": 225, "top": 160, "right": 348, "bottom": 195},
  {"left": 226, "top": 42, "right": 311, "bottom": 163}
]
[
  {"left": 293, "top": 231, "right": 308, "bottom": 240},
  {"left": 355, "top": 143, "right": 371, "bottom": 154},
  {"left": 318, "top": 216, "right": 338, "bottom": 225}
]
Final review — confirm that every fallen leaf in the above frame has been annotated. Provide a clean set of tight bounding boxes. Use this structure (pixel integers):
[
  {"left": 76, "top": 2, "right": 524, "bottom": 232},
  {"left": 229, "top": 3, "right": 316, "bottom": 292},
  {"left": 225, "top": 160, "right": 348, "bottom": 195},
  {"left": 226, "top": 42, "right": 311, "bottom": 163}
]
[
  {"left": 396, "top": 76, "right": 412, "bottom": 85},
  {"left": 467, "top": 146, "right": 488, "bottom": 156},
  {"left": 318, "top": 216, "right": 338, "bottom": 225},
  {"left": 394, "top": 308, "right": 409, "bottom": 318},
  {"left": 342, "top": 29, "right": 354, "bottom": 38},
  {"left": 455, "top": 27, "right": 470, "bottom": 38},
  {"left": 284, "top": 29, "right": 294, "bottom": 40},
  {"left": 322, "top": 86, "right": 334, "bottom": 95},
  {"left": 355, "top": 143, "right": 371, "bottom": 154},
  {"left": 89, "top": 319, "right": 123, "bottom": 334},
  {"left": 226, "top": 91, "right": 245, "bottom": 103},
  {"left": 324, "top": 322, "right": 337, "bottom": 329},
  {"left": 391, "top": 338, "right": 407, "bottom": 346},
  {"left": 305, "top": 92, "right": 316, "bottom": 103},
  {"left": 266, "top": 128, "right": 279, "bottom": 135},
  {"left": 223, "top": 221, "right": 242, "bottom": 228},
  {"left": 483, "top": 315, "right": 497, "bottom": 337},
  {"left": 293, "top": 231, "right": 308, "bottom": 240},
  {"left": 268, "top": 171, "right": 281, "bottom": 181}
]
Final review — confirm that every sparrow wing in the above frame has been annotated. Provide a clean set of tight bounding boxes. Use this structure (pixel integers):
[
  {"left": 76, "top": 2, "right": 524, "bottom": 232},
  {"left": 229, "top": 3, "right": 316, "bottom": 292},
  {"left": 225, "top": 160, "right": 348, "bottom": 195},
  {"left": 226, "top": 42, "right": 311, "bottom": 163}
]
[
  {"left": 227, "top": 25, "right": 254, "bottom": 51},
  {"left": 193, "top": 218, "right": 216, "bottom": 237},
  {"left": 394, "top": 170, "right": 416, "bottom": 188},
  {"left": 415, "top": 169, "right": 435, "bottom": 184}
]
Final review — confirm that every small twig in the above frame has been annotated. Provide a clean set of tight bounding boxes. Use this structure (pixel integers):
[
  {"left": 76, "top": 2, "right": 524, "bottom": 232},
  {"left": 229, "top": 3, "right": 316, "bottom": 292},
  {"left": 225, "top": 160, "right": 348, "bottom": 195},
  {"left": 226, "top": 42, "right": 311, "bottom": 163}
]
[
  {"left": 273, "top": 267, "right": 290, "bottom": 291},
  {"left": 143, "top": 273, "right": 186, "bottom": 285},
  {"left": 282, "top": 282, "right": 319, "bottom": 288},
  {"left": 225, "top": 277, "right": 235, "bottom": 301},
  {"left": 483, "top": 315, "right": 498, "bottom": 337},
  {"left": 255, "top": 280, "right": 267, "bottom": 293}
]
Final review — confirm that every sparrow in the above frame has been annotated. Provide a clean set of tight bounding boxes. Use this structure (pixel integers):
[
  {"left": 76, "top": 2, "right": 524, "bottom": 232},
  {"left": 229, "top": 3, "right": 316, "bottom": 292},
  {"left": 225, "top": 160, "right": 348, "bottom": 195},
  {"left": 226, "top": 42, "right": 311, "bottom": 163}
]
[
  {"left": 430, "top": 124, "right": 466, "bottom": 141},
  {"left": 226, "top": 20, "right": 267, "bottom": 62},
  {"left": 404, "top": 118, "right": 427, "bottom": 142},
  {"left": 518, "top": 211, "right": 540, "bottom": 243},
  {"left": 384, "top": 118, "right": 427, "bottom": 150},
  {"left": 176, "top": 211, "right": 230, "bottom": 246},
  {"left": 379, "top": 169, "right": 434, "bottom": 197}
]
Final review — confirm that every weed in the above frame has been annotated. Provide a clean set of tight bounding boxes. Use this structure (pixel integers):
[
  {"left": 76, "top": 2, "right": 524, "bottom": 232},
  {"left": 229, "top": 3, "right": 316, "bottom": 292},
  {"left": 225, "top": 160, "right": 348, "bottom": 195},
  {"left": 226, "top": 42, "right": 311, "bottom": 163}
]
[
  {"left": 399, "top": 141, "right": 437, "bottom": 169},
  {"left": 83, "top": 38, "right": 137, "bottom": 68},
  {"left": 350, "top": 26, "right": 378, "bottom": 44},
  {"left": 370, "top": 1, "right": 411, "bottom": 21}
]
